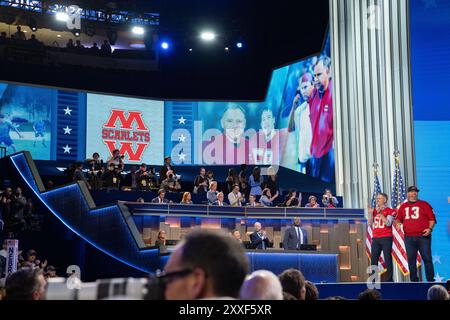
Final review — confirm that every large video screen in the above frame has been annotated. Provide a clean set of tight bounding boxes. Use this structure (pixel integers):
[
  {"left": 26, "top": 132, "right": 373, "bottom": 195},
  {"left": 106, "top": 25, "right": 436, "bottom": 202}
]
[
  {"left": 0, "top": 83, "right": 52, "bottom": 159},
  {"left": 168, "top": 34, "right": 334, "bottom": 182},
  {"left": 86, "top": 93, "right": 164, "bottom": 165}
]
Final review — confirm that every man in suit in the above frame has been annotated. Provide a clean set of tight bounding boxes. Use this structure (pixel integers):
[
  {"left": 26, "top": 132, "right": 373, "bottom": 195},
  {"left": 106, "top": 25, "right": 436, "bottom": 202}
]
[
  {"left": 213, "top": 192, "right": 228, "bottom": 206},
  {"left": 250, "top": 222, "right": 271, "bottom": 250},
  {"left": 283, "top": 217, "right": 308, "bottom": 250},
  {"left": 159, "top": 156, "right": 175, "bottom": 183},
  {"left": 151, "top": 189, "right": 169, "bottom": 204}
]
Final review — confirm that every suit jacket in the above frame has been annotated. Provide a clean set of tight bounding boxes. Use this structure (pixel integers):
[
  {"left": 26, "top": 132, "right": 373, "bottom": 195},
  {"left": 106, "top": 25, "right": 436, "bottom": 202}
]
[
  {"left": 151, "top": 197, "right": 169, "bottom": 204},
  {"left": 283, "top": 226, "right": 308, "bottom": 250},
  {"left": 250, "top": 231, "right": 270, "bottom": 250},
  {"left": 212, "top": 200, "right": 228, "bottom": 206}
]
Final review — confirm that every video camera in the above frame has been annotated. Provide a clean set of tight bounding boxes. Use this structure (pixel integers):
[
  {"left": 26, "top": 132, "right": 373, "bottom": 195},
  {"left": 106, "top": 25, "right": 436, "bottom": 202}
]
[{"left": 45, "top": 276, "right": 166, "bottom": 300}]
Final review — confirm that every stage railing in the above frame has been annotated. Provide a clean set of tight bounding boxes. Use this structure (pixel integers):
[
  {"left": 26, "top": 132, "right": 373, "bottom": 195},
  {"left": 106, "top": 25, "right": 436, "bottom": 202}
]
[{"left": 124, "top": 202, "right": 366, "bottom": 220}]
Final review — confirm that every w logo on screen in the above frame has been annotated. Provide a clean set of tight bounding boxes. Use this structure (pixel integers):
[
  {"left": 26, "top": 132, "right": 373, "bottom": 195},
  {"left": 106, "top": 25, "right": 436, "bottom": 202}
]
[{"left": 102, "top": 109, "right": 151, "bottom": 162}]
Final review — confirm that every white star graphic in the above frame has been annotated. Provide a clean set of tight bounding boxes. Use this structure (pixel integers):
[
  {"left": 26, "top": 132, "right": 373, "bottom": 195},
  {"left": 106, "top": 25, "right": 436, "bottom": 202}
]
[
  {"left": 178, "top": 134, "right": 186, "bottom": 142},
  {"left": 435, "top": 273, "right": 444, "bottom": 282},
  {"left": 179, "top": 152, "right": 186, "bottom": 161},
  {"left": 62, "top": 144, "right": 72, "bottom": 154},
  {"left": 422, "top": 0, "right": 437, "bottom": 8},
  {"left": 63, "top": 125, "right": 72, "bottom": 135},
  {"left": 64, "top": 107, "right": 72, "bottom": 116},
  {"left": 178, "top": 116, "right": 186, "bottom": 125},
  {"left": 433, "top": 255, "right": 442, "bottom": 264}
]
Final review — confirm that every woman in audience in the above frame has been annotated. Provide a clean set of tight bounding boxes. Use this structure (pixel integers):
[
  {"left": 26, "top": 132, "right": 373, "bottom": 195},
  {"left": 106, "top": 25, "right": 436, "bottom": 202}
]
[
  {"left": 154, "top": 230, "right": 167, "bottom": 253},
  {"left": 193, "top": 167, "right": 208, "bottom": 194},
  {"left": 305, "top": 195, "right": 320, "bottom": 208},
  {"left": 259, "top": 188, "right": 278, "bottom": 207},
  {"left": 264, "top": 166, "right": 279, "bottom": 197},
  {"left": 249, "top": 166, "right": 263, "bottom": 197},
  {"left": 226, "top": 168, "right": 239, "bottom": 193},
  {"left": 180, "top": 192, "right": 193, "bottom": 204},
  {"left": 207, "top": 181, "right": 219, "bottom": 204},
  {"left": 206, "top": 170, "right": 215, "bottom": 187},
  {"left": 283, "top": 189, "right": 299, "bottom": 207}
]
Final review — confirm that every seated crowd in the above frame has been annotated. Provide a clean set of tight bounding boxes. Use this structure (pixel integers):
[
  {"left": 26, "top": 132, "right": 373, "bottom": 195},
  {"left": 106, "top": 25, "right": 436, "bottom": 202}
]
[
  {"left": 1, "top": 230, "right": 448, "bottom": 300},
  {"left": 68, "top": 151, "right": 340, "bottom": 208}
]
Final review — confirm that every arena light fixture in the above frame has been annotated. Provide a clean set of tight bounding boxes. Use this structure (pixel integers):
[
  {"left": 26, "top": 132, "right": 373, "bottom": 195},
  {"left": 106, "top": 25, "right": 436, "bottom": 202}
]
[
  {"left": 56, "top": 11, "right": 69, "bottom": 22},
  {"left": 200, "top": 31, "right": 216, "bottom": 41},
  {"left": 132, "top": 26, "right": 145, "bottom": 35}
]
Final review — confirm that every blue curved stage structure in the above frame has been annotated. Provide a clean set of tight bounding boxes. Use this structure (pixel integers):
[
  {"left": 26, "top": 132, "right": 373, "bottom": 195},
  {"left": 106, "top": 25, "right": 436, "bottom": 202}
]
[{"left": 8, "top": 151, "right": 363, "bottom": 282}]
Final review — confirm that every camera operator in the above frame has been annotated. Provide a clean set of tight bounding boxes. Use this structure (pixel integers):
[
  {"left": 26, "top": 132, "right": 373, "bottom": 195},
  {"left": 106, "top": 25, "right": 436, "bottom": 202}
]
[
  {"left": 107, "top": 149, "right": 125, "bottom": 171},
  {"left": 160, "top": 170, "right": 181, "bottom": 192},
  {"left": 102, "top": 163, "right": 121, "bottom": 191},
  {"left": 322, "top": 188, "right": 339, "bottom": 208},
  {"left": 86, "top": 152, "right": 104, "bottom": 190}
]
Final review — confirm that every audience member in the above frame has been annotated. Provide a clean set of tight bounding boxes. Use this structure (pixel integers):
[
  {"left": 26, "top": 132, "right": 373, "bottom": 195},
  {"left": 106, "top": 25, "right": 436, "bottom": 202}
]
[
  {"left": 358, "top": 288, "right": 382, "bottom": 300},
  {"left": 226, "top": 168, "right": 239, "bottom": 194},
  {"left": 66, "top": 38, "right": 75, "bottom": 50},
  {"left": 228, "top": 184, "right": 244, "bottom": 207},
  {"left": 305, "top": 195, "right": 320, "bottom": 208},
  {"left": 14, "top": 26, "right": 26, "bottom": 41},
  {"left": 152, "top": 189, "right": 169, "bottom": 204},
  {"left": 213, "top": 192, "right": 227, "bottom": 206},
  {"left": 5, "top": 268, "right": 46, "bottom": 300},
  {"left": 73, "top": 162, "right": 91, "bottom": 189},
  {"left": 159, "top": 156, "right": 175, "bottom": 183},
  {"left": 44, "top": 265, "right": 57, "bottom": 279},
  {"left": 283, "top": 189, "right": 300, "bottom": 207},
  {"left": 250, "top": 222, "right": 270, "bottom": 250},
  {"left": 249, "top": 167, "right": 263, "bottom": 197},
  {"left": 102, "top": 163, "right": 120, "bottom": 190},
  {"left": 264, "top": 166, "right": 279, "bottom": 197},
  {"left": 136, "top": 197, "right": 145, "bottom": 203},
  {"left": 427, "top": 285, "right": 449, "bottom": 300},
  {"left": 259, "top": 188, "right": 278, "bottom": 207},
  {"left": 180, "top": 192, "right": 193, "bottom": 204},
  {"left": 90, "top": 42, "right": 100, "bottom": 54},
  {"left": 231, "top": 230, "right": 243, "bottom": 244},
  {"left": 304, "top": 280, "right": 319, "bottom": 300},
  {"left": 278, "top": 268, "right": 306, "bottom": 300},
  {"left": 155, "top": 230, "right": 167, "bottom": 253},
  {"left": 239, "top": 270, "right": 283, "bottom": 300},
  {"left": 87, "top": 152, "right": 104, "bottom": 190},
  {"left": 207, "top": 181, "right": 218, "bottom": 204},
  {"left": 161, "top": 230, "right": 249, "bottom": 299},
  {"left": 193, "top": 167, "right": 208, "bottom": 194},
  {"left": 136, "top": 163, "right": 153, "bottom": 190},
  {"left": 206, "top": 170, "right": 215, "bottom": 188},
  {"left": 246, "top": 194, "right": 260, "bottom": 207},
  {"left": 100, "top": 40, "right": 112, "bottom": 56},
  {"left": 322, "top": 188, "right": 339, "bottom": 208}
]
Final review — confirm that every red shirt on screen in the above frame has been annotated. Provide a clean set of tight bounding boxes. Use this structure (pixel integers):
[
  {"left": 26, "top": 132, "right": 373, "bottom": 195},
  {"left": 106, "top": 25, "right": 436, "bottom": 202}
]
[
  {"left": 396, "top": 200, "right": 437, "bottom": 237},
  {"left": 202, "top": 133, "right": 250, "bottom": 165},
  {"left": 248, "top": 128, "right": 288, "bottom": 165},
  {"left": 372, "top": 207, "right": 395, "bottom": 238},
  {"left": 309, "top": 81, "right": 333, "bottom": 158}
]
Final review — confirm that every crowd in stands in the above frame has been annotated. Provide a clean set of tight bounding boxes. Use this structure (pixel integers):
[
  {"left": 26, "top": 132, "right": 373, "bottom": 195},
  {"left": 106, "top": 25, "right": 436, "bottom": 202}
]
[
  {"left": 1, "top": 229, "right": 447, "bottom": 300},
  {"left": 0, "top": 241, "right": 58, "bottom": 299},
  {"left": 0, "top": 186, "right": 42, "bottom": 235},
  {"left": 68, "top": 151, "right": 340, "bottom": 208}
]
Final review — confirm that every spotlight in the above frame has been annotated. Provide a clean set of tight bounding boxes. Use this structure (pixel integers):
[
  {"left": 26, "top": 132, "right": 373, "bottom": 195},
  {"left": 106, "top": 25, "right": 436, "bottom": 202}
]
[
  {"left": 200, "top": 31, "right": 215, "bottom": 41},
  {"left": 236, "top": 42, "right": 243, "bottom": 48},
  {"left": 56, "top": 12, "right": 69, "bottom": 22},
  {"left": 161, "top": 41, "right": 169, "bottom": 50},
  {"left": 72, "top": 29, "right": 81, "bottom": 37},
  {"left": 29, "top": 17, "right": 38, "bottom": 32},
  {"left": 188, "top": 48, "right": 193, "bottom": 52},
  {"left": 224, "top": 47, "right": 229, "bottom": 51},
  {"left": 132, "top": 26, "right": 145, "bottom": 35}
]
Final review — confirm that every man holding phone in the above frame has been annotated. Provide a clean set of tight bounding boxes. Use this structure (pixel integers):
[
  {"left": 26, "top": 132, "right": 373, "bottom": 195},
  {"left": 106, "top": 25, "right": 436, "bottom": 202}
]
[{"left": 394, "top": 186, "right": 436, "bottom": 282}]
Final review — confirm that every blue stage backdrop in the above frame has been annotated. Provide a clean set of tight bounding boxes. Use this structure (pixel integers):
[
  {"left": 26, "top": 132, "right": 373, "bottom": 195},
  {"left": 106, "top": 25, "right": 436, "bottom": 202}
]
[
  {"left": 410, "top": 0, "right": 450, "bottom": 282},
  {"left": 0, "top": 34, "right": 334, "bottom": 183}
]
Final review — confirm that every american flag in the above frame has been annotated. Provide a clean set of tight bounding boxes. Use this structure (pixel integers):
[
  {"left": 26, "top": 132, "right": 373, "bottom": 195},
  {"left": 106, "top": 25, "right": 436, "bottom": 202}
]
[
  {"left": 391, "top": 154, "right": 421, "bottom": 276},
  {"left": 365, "top": 166, "right": 387, "bottom": 272}
]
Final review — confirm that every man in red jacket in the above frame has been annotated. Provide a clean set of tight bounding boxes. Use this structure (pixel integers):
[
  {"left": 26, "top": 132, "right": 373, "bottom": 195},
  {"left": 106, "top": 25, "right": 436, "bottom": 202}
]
[{"left": 394, "top": 186, "right": 437, "bottom": 282}]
